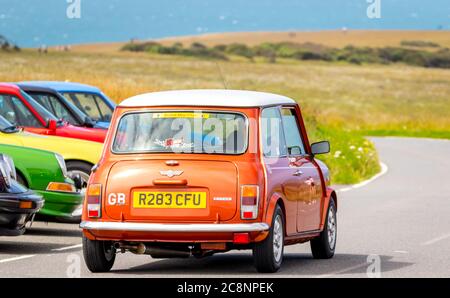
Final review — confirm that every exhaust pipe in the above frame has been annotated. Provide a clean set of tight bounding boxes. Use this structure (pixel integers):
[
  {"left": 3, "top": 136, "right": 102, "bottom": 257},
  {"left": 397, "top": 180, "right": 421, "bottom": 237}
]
[
  {"left": 113, "top": 242, "right": 191, "bottom": 258},
  {"left": 114, "top": 242, "right": 146, "bottom": 254}
]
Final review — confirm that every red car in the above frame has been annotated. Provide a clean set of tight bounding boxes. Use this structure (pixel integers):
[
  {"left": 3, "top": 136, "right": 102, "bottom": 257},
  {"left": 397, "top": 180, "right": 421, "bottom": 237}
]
[{"left": 0, "top": 84, "right": 106, "bottom": 143}]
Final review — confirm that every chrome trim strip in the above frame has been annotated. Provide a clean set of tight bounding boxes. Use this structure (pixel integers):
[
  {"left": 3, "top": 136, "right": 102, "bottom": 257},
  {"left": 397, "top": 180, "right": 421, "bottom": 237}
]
[{"left": 80, "top": 221, "right": 270, "bottom": 232}]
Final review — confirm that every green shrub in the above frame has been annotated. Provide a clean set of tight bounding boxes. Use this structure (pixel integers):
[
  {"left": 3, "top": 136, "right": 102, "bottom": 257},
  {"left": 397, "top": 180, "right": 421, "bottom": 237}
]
[
  {"left": 121, "top": 41, "right": 227, "bottom": 60},
  {"left": 213, "top": 44, "right": 227, "bottom": 52},
  {"left": 120, "top": 40, "right": 450, "bottom": 69},
  {"left": 224, "top": 43, "right": 254, "bottom": 59},
  {"left": 401, "top": 40, "right": 440, "bottom": 48},
  {"left": 424, "top": 49, "right": 450, "bottom": 68}
]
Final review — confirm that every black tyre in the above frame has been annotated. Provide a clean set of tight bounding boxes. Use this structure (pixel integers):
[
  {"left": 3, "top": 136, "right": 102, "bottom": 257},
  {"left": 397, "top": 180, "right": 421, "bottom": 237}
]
[
  {"left": 65, "top": 161, "right": 92, "bottom": 188},
  {"left": 310, "top": 199, "right": 337, "bottom": 259},
  {"left": 82, "top": 235, "right": 116, "bottom": 272},
  {"left": 253, "top": 205, "right": 284, "bottom": 273}
]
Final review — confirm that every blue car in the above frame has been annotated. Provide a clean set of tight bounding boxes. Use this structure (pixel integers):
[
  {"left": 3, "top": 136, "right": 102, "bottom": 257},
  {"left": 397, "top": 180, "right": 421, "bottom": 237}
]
[{"left": 18, "top": 81, "right": 116, "bottom": 129}]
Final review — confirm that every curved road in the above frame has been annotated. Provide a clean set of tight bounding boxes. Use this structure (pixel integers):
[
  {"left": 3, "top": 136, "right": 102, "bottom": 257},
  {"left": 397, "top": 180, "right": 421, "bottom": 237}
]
[{"left": 0, "top": 137, "right": 449, "bottom": 277}]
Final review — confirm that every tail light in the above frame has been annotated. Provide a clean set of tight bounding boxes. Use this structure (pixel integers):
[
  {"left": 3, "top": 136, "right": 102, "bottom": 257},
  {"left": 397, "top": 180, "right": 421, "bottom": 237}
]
[
  {"left": 240, "top": 185, "right": 259, "bottom": 220},
  {"left": 87, "top": 184, "right": 102, "bottom": 218}
]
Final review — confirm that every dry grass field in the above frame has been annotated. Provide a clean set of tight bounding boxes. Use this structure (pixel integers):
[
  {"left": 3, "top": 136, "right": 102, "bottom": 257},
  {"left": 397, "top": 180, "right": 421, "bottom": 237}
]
[{"left": 3, "top": 30, "right": 449, "bottom": 183}]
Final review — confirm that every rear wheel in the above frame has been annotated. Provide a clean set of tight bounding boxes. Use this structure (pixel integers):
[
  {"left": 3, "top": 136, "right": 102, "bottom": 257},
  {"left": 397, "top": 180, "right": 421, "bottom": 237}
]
[
  {"left": 82, "top": 235, "right": 116, "bottom": 272},
  {"left": 310, "top": 199, "right": 337, "bottom": 259},
  {"left": 253, "top": 205, "right": 284, "bottom": 273}
]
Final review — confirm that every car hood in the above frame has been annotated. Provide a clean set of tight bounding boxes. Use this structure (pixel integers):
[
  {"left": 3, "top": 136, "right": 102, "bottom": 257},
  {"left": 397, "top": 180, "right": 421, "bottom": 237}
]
[{"left": 0, "top": 131, "right": 103, "bottom": 165}]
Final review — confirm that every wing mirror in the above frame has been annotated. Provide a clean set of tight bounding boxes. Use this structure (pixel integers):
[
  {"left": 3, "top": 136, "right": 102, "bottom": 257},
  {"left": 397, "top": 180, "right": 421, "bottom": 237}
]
[
  {"left": 48, "top": 119, "right": 58, "bottom": 131},
  {"left": 311, "top": 141, "right": 330, "bottom": 155},
  {"left": 0, "top": 154, "right": 17, "bottom": 189}
]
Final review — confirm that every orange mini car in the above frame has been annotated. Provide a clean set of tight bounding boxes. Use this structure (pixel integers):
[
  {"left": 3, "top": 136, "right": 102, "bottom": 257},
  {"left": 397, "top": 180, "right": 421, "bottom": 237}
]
[{"left": 81, "top": 90, "right": 337, "bottom": 273}]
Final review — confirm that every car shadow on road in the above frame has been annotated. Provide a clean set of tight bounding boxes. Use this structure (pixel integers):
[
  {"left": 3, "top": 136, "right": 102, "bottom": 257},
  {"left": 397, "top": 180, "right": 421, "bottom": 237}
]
[
  {"left": 0, "top": 226, "right": 81, "bottom": 255},
  {"left": 0, "top": 241, "right": 70, "bottom": 254},
  {"left": 111, "top": 253, "right": 414, "bottom": 276},
  {"left": 24, "top": 227, "right": 81, "bottom": 238}
]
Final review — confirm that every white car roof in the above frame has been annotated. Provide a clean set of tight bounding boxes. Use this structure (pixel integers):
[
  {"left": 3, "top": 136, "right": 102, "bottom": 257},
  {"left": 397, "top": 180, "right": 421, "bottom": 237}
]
[{"left": 119, "top": 89, "right": 296, "bottom": 108}]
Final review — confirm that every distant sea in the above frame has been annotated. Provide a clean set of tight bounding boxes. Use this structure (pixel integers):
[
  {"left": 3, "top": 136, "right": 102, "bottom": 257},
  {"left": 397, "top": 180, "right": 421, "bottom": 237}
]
[{"left": 1, "top": 0, "right": 449, "bottom": 47}]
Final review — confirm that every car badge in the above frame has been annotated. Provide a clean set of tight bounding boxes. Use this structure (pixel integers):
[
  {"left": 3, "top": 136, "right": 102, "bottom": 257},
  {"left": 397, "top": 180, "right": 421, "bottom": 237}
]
[{"left": 160, "top": 170, "right": 183, "bottom": 178}]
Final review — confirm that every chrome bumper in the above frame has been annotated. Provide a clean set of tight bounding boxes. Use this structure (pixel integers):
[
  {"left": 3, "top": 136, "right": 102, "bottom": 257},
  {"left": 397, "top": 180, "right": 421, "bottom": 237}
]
[{"left": 80, "top": 221, "right": 270, "bottom": 233}]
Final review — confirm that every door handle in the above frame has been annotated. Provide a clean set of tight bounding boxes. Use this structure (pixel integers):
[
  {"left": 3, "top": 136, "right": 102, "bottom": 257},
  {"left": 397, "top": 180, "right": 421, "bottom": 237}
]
[{"left": 293, "top": 170, "right": 303, "bottom": 176}]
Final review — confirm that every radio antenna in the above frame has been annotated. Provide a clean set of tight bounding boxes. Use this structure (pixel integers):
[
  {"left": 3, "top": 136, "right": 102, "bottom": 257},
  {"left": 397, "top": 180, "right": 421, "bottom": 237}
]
[{"left": 215, "top": 62, "right": 229, "bottom": 89}]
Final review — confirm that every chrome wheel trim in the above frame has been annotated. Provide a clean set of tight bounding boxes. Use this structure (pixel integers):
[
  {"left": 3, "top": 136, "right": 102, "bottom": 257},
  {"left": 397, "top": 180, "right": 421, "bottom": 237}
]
[
  {"left": 273, "top": 215, "right": 283, "bottom": 263},
  {"left": 68, "top": 170, "right": 90, "bottom": 218},
  {"left": 327, "top": 206, "right": 337, "bottom": 250},
  {"left": 68, "top": 170, "right": 90, "bottom": 195}
]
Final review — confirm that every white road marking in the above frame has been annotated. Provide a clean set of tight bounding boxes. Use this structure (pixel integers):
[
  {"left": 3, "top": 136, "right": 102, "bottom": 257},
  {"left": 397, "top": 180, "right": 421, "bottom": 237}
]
[
  {"left": 0, "top": 255, "right": 36, "bottom": 264},
  {"left": 51, "top": 244, "right": 82, "bottom": 251},
  {"left": 338, "top": 187, "right": 352, "bottom": 192},
  {"left": 316, "top": 262, "right": 368, "bottom": 278},
  {"left": 337, "top": 162, "right": 388, "bottom": 193},
  {"left": 422, "top": 233, "right": 450, "bottom": 246},
  {"left": 394, "top": 250, "right": 409, "bottom": 254}
]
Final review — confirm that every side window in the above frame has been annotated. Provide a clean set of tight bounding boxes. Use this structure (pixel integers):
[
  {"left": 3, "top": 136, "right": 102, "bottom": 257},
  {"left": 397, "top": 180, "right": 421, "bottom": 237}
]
[
  {"left": 281, "top": 107, "right": 306, "bottom": 155},
  {"left": 64, "top": 93, "right": 102, "bottom": 121},
  {"left": 47, "top": 95, "right": 77, "bottom": 124},
  {"left": 0, "top": 94, "right": 41, "bottom": 127},
  {"left": 94, "top": 96, "right": 113, "bottom": 122},
  {"left": 31, "top": 93, "right": 78, "bottom": 125},
  {"left": 31, "top": 93, "right": 53, "bottom": 112},
  {"left": 261, "top": 107, "right": 287, "bottom": 157}
]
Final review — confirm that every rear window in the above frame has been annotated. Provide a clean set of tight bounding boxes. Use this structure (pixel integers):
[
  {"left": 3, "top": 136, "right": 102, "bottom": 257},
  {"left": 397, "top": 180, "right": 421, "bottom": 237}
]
[{"left": 112, "top": 111, "right": 248, "bottom": 154}]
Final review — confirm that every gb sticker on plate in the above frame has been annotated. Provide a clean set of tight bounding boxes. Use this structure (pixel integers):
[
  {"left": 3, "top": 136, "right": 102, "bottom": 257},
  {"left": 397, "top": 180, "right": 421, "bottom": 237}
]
[{"left": 108, "top": 193, "right": 126, "bottom": 205}]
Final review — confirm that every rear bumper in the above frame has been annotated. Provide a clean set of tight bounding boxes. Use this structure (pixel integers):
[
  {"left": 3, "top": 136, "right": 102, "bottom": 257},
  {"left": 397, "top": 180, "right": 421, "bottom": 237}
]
[{"left": 80, "top": 221, "right": 269, "bottom": 233}]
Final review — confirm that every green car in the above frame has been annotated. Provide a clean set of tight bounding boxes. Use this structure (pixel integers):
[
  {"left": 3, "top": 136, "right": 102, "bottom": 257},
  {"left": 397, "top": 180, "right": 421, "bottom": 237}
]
[{"left": 0, "top": 143, "right": 83, "bottom": 218}]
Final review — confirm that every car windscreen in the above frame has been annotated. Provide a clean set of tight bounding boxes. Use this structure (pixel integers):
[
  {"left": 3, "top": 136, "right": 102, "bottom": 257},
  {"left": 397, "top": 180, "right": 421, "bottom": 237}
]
[
  {"left": 0, "top": 115, "right": 18, "bottom": 133},
  {"left": 28, "top": 92, "right": 82, "bottom": 125},
  {"left": 62, "top": 92, "right": 113, "bottom": 122},
  {"left": 112, "top": 111, "right": 248, "bottom": 154},
  {"left": 0, "top": 115, "right": 10, "bottom": 129}
]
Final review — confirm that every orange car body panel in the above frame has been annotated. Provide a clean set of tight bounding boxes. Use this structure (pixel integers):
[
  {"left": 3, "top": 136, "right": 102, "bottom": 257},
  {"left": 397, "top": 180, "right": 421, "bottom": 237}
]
[{"left": 82, "top": 104, "right": 336, "bottom": 245}]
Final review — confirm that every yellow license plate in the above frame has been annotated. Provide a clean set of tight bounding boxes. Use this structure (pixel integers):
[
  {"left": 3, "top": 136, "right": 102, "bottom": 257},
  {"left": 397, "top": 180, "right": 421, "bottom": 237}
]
[{"left": 132, "top": 191, "right": 207, "bottom": 209}]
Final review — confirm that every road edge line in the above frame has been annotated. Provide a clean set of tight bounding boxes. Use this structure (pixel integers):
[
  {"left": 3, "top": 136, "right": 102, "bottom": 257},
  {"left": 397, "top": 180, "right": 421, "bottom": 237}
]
[{"left": 336, "top": 162, "right": 388, "bottom": 193}]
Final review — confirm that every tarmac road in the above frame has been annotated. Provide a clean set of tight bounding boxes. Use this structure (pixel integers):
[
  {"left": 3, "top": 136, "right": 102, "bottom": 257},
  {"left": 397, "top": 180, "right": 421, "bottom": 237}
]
[{"left": 0, "top": 137, "right": 449, "bottom": 278}]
